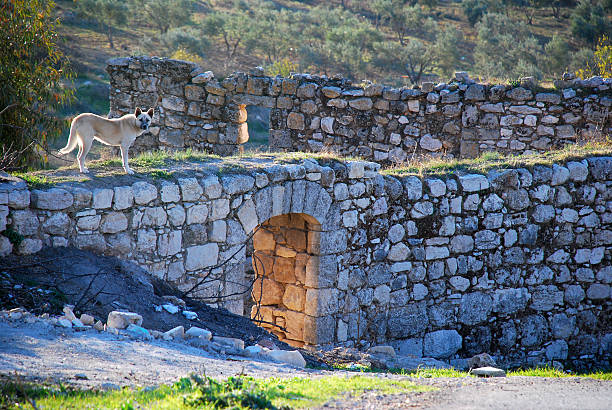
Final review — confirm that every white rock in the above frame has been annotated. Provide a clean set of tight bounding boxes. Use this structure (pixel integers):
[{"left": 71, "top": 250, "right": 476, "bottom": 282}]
[
  {"left": 213, "top": 336, "right": 245, "bottom": 350},
  {"left": 243, "top": 345, "right": 263, "bottom": 357},
  {"left": 420, "top": 134, "right": 442, "bottom": 152},
  {"left": 80, "top": 314, "right": 95, "bottom": 326},
  {"left": 164, "top": 325, "right": 185, "bottom": 340},
  {"left": 107, "top": 311, "right": 143, "bottom": 329},
  {"left": 57, "top": 318, "right": 72, "bottom": 328},
  {"left": 368, "top": 345, "right": 396, "bottom": 358},
  {"left": 182, "top": 311, "right": 198, "bottom": 320},
  {"left": 162, "top": 303, "right": 179, "bottom": 314},
  {"left": 264, "top": 350, "right": 306, "bottom": 368},
  {"left": 471, "top": 367, "right": 506, "bottom": 377},
  {"left": 185, "top": 326, "right": 212, "bottom": 340},
  {"left": 63, "top": 305, "right": 77, "bottom": 321},
  {"left": 126, "top": 324, "right": 152, "bottom": 339}
]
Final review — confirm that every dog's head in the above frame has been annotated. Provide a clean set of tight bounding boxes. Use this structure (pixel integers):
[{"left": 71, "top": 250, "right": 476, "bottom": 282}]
[{"left": 135, "top": 107, "right": 154, "bottom": 131}]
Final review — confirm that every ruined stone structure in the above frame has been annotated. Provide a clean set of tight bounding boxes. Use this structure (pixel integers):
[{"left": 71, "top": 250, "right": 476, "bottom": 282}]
[
  {"left": 108, "top": 57, "right": 610, "bottom": 162},
  {"left": 2, "top": 155, "right": 611, "bottom": 369}
]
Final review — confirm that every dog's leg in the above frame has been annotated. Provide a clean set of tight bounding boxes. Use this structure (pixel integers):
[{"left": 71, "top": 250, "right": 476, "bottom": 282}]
[
  {"left": 78, "top": 138, "right": 93, "bottom": 173},
  {"left": 120, "top": 145, "right": 134, "bottom": 174}
]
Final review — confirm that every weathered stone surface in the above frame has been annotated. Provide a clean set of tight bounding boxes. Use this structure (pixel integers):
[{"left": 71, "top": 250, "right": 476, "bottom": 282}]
[
  {"left": 424, "top": 330, "right": 462, "bottom": 358},
  {"left": 107, "top": 311, "right": 142, "bottom": 329},
  {"left": 31, "top": 189, "right": 73, "bottom": 210},
  {"left": 185, "top": 243, "right": 219, "bottom": 271},
  {"left": 132, "top": 182, "right": 157, "bottom": 204},
  {"left": 458, "top": 292, "right": 492, "bottom": 325},
  {"left": 458, "top": 174, "right": 490, "bottom": 192}
]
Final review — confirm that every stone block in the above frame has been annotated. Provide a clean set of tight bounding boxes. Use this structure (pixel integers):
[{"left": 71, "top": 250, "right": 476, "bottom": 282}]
[
  {"left": 31, "top": 188, "right": 73, "bottom": 210},
  {"left": 424, "top": 330, "right": 462, "bottom": 359},
  {"left": 92, "top": 188, "right": 114, "bottom": 209},
  {"left": 132, "top": 182, "right": 157, "bottom": 205},
  {"left": 185, "top": 243, "right": 219, "bottom": 271}
]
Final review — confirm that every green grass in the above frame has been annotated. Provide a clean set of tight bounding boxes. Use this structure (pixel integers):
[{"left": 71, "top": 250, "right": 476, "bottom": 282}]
[
  {"left": 334, "top": 364, "right": 612, "bottom": 380},
  {"left": 383, "top": 141, "right": 612, "bottom": 177},
  {"left": 11, "top": 173, "right": 56, "bottom": 189},
  {"left": 0, "top": 374, "right": 431, "bottom": 409},
  {"left": 508, "top": 367, "right": 612, "bottom": 380}
]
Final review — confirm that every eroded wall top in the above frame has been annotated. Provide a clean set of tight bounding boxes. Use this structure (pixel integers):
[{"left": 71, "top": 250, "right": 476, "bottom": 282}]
[{"left": 108, "top": 57, "right": 611, "bottom": 162}]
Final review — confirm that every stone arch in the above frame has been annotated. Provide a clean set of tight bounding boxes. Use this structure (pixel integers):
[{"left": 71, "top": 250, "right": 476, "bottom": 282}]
[{"left": 235, "top": 180, "right": 340, "bottom": 347}]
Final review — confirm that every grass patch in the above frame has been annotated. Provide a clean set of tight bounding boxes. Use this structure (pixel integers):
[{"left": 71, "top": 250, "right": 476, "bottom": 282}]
[
  {"left": 0, "top": 374, "right": 430, "bottom": 409},
  {"left": 11, "top": 173, "right": 56, "bottom": 189},
  {"left": 508, "top": 367, "right": 612, "bottom": 380},
  {"left": 383, "top": 141, "right": 612, "bottom": 177}
]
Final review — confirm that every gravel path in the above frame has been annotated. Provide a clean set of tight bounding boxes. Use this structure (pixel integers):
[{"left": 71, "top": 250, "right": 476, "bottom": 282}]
[{"left": 1, "top": 319, "right": 611, "bottom": 409}]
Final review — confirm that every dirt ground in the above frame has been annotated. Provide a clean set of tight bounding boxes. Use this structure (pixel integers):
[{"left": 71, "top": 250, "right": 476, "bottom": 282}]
[
  {"left": 1, "top": 319, "right": 611, "bottom": 409},
  {"left": 0, "top": 247, "right": 318, "bottom": 365}
]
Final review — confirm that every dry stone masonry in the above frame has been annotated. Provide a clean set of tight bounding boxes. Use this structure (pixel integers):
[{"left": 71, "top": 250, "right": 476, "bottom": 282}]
[
  {"left": 108, "top": 57, "right": 610, "bottom": 162},
  {"left": 1, "top": 155, "right": 611, "bottom": 369}
]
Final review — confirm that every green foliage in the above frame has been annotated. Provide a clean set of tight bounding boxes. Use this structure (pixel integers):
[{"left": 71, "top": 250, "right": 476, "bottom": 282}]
[
  {"left": 77, "top": 0, "right": 128, "bottom": 48},
  {"left": 542, "top": 34, "right": 571, "bottom": 77},
  {"left": 154, "top": 26, "right": 208, "bottom": 58},
  {"left": 298, "top": 7, "right": 381, "bottom": 78},
  {"left": 244, "top": 2, "right": 295, "bottom": 65},
  {"left": 201, "top": 11, "right": 251, "bottom": 70},
  {"left": 576, "top": 35, "right": 612, "bottom": 78},
  {"left": 1, "top": 228, "right": 24, "bottom": 247},
  {"left": 0, "top": 0, "right": 74, "bottom": 170},
  {"left": 12, "top": 173, "right": 55, "bottom": 189},
  {"left": 266, "top": 58, "right": 299, "bottom": 77},
  {"left": 132, "top": 0, "right": 195, "bottom": 35},
  {"left": 463, "top": 0, "right": 495, "bottom": 26},
  {"left": 434, "top": 25, "right": 464, "bottom": 79},
  {"left": 474, "top": 13, "right": 543, "bottom": 80},
  {"left": 183, "top": 375, "right": 283, "bottom": 409},
  {"left": 570, "top": 0, "right": 611, "bottom": 44}
]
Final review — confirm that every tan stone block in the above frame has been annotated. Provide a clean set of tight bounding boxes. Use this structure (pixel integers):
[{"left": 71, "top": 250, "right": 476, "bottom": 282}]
[
  {"left": 252, "top": 251, "right": 274, "bottom": 277},
  {"left": 287, "top": 112, "right": 305, "bottom": 130},
  {"left": 285, "top": 229, "right": 307, "bottom": 250},
  {"left": 276, "top": 245, "right": 297, "bottom": 258},
  {"left": 305, "top": 256, "right": 319, "bottom": 287},
  {"left": 283, "top": 285, "right": 306, "bottom": 311},
  {"left": 251, "top": 277, "right": 283, "bottom": 305},
  {"left": 254, "top": 229, "right": 275, "bottom": 252},
  {"left": 282, "top": 309, "right": 305, "bottom": 341},
  {"left": 295, "top": 254, "right": 308, "bottom": 284},
  {"left": 290, "top": 214, "right": 307, "bottom": 228},
  {"left": 273, "top": 257, "right": 296, "bottom": 283},
  {"left": 251, "top": 305, "right": 273, "bottom": 324},
  {"left": 307, "top": 231, "right": 321, "bottom": 254}
]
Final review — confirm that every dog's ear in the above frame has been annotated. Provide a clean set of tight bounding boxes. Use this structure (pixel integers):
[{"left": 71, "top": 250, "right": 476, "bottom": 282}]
[
  {"left": 146, "top": 108, "right": 154, "bottom": 118},
  {"left": 135, "top": 107, "right": 142, "bottom": 116}
]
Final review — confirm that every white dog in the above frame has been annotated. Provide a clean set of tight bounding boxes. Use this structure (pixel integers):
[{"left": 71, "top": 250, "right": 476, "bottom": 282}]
[{"left": 59, "top": 108, "right": 153, "bottom": 174}]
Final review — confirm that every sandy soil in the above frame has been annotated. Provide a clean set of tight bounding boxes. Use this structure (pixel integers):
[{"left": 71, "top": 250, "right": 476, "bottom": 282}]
[{"left": 1, "top": 319, "right": 611, "bottom": 409}]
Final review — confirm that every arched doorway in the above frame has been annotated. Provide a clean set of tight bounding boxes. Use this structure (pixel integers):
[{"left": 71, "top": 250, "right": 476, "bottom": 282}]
[{"left": 250, "top": 213, "right": 321, "bottom": 347}]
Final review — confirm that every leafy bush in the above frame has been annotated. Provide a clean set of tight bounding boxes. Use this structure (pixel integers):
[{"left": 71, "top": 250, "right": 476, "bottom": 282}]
[
  {"left": 0, "top": 0, "right": 74, "bottom": 170},
  {"left": 462, "top": 0, "right": 493, "bottom": 26},
  {"left": 542, "top": 34, "right": 571, "bottom": 77},
  {"left": 576, "top": 35, "right": 612, "bottom": 78},
  {"left": 570, "top": 0, "right": 611, "bottom": 44}
]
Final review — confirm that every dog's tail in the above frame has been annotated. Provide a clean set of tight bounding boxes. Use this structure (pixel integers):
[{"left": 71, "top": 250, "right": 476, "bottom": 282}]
[{"left": 59, "top": 121, "right": 78, "bottom": 155}]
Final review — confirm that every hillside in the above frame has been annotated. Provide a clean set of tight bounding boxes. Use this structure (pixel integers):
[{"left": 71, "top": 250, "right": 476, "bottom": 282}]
[{"left": 54, "top": 0, "right": 611, "bottom": 120}]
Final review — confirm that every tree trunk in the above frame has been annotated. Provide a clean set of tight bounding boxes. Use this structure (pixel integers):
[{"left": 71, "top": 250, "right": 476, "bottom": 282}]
[{"left": 107, "top": 25, "right": 114, "bottom": 49}]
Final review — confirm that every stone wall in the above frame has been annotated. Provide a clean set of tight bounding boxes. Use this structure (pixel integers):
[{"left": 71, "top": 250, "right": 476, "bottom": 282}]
[
  {"left": 1, "top": 155, "right": 611, "bottom": 369},
  {"left": 108, "top": 57, "right": 611, "bottom": 162}
]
